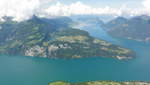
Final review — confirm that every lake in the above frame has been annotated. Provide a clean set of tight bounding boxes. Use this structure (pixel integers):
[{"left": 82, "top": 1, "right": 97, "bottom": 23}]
[{"left": 1, "top": 24, "right": 150, "bottom": 85}]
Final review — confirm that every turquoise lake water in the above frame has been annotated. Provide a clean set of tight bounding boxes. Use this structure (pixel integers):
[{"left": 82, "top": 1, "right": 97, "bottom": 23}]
[{"left": 1, "top": 24, "right": 150, "bottom": 85}]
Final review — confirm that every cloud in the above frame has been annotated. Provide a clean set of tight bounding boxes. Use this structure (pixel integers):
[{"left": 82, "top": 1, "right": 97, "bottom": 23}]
[
  {"left": 43, "top": 1, "right": 147, "bottom": 17},
  {"left": 44, "top": 2, "right": 123, "bottom": 16},
  {"left": 142, "top": 0, "right": 150, "bottom": 13},
  {"left": 143, "top": 0, "right": 150, "bottom": 9},
  {"left": 0, "top": 0, "right": 149, "bottom": 21},
  {"left": 0, "top": 1, "right": 133, "bottom": 21},
  {"left": 0, "top": 0, "right": 53, "bottom": 21}
]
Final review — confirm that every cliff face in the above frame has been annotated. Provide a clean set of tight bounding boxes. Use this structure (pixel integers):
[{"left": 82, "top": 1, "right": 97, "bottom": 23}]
[
  {"left": 49, "top": 81, "right": 150, "bottom": 85},
  {"left": 0, "top": 16, "right": 134, "bottom": 59}
]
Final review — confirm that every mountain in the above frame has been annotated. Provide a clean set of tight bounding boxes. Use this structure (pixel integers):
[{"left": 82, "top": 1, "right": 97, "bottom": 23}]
[
  {"left": 0, "top": 16, "right": 73, "bottom": 44},
  {"left": 0, "top": 16, "right": 134, "bottom": 59},
  {"left": 103, "top": 15, "right": 150, "bottom": 42},
  {"left": 71, "top": 15, "right": 104, "bottom": 25},
  {"left": 70, "top": 15, "right": 116, "bottom": 22},
  {"left": 103, "top": 17, "right": 128, "bottom": 31},
  {"left": 71, "top": 15, "right": 104, "bottom": 32},
  {"left": 70, "top": 15, "right": 115, "bottom": 41},
  {"left": 49, "top": 81, "right": 150, "bottom": 85}
]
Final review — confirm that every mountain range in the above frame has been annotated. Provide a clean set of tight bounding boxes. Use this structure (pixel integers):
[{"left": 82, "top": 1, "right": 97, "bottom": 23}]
[
  {"left": 103, "top": 15, "right": 150, "bottom": 42},
  {"left": 0, "top": 16, "right": 134, "bottom": 59}
]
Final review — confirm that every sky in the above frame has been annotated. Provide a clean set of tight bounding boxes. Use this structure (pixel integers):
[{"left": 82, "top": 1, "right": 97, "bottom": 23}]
[
  {"left": 57, "top": 0, "right": 142, "bottom": 8},
  {"left": 0, "top": 0, "right": 150, "bottom": 21}
]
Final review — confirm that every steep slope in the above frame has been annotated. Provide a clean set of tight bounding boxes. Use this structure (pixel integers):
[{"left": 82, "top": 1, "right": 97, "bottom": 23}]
[
  {"left": 0, "top": 16, "right": 134, "bottom": 59},
  {"left": 103, "top": 15, "right": 150, "bottom": 42}
]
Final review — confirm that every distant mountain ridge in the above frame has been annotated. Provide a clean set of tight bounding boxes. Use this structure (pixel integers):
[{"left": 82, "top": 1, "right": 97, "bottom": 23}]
[{"left": 103, "top": 15, "right": 150, "bottom": 42}]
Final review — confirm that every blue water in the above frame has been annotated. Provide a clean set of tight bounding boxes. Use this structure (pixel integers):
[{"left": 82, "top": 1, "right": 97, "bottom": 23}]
[{"left": 1, "top": 24, "right": 150, "bottom": 85}]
